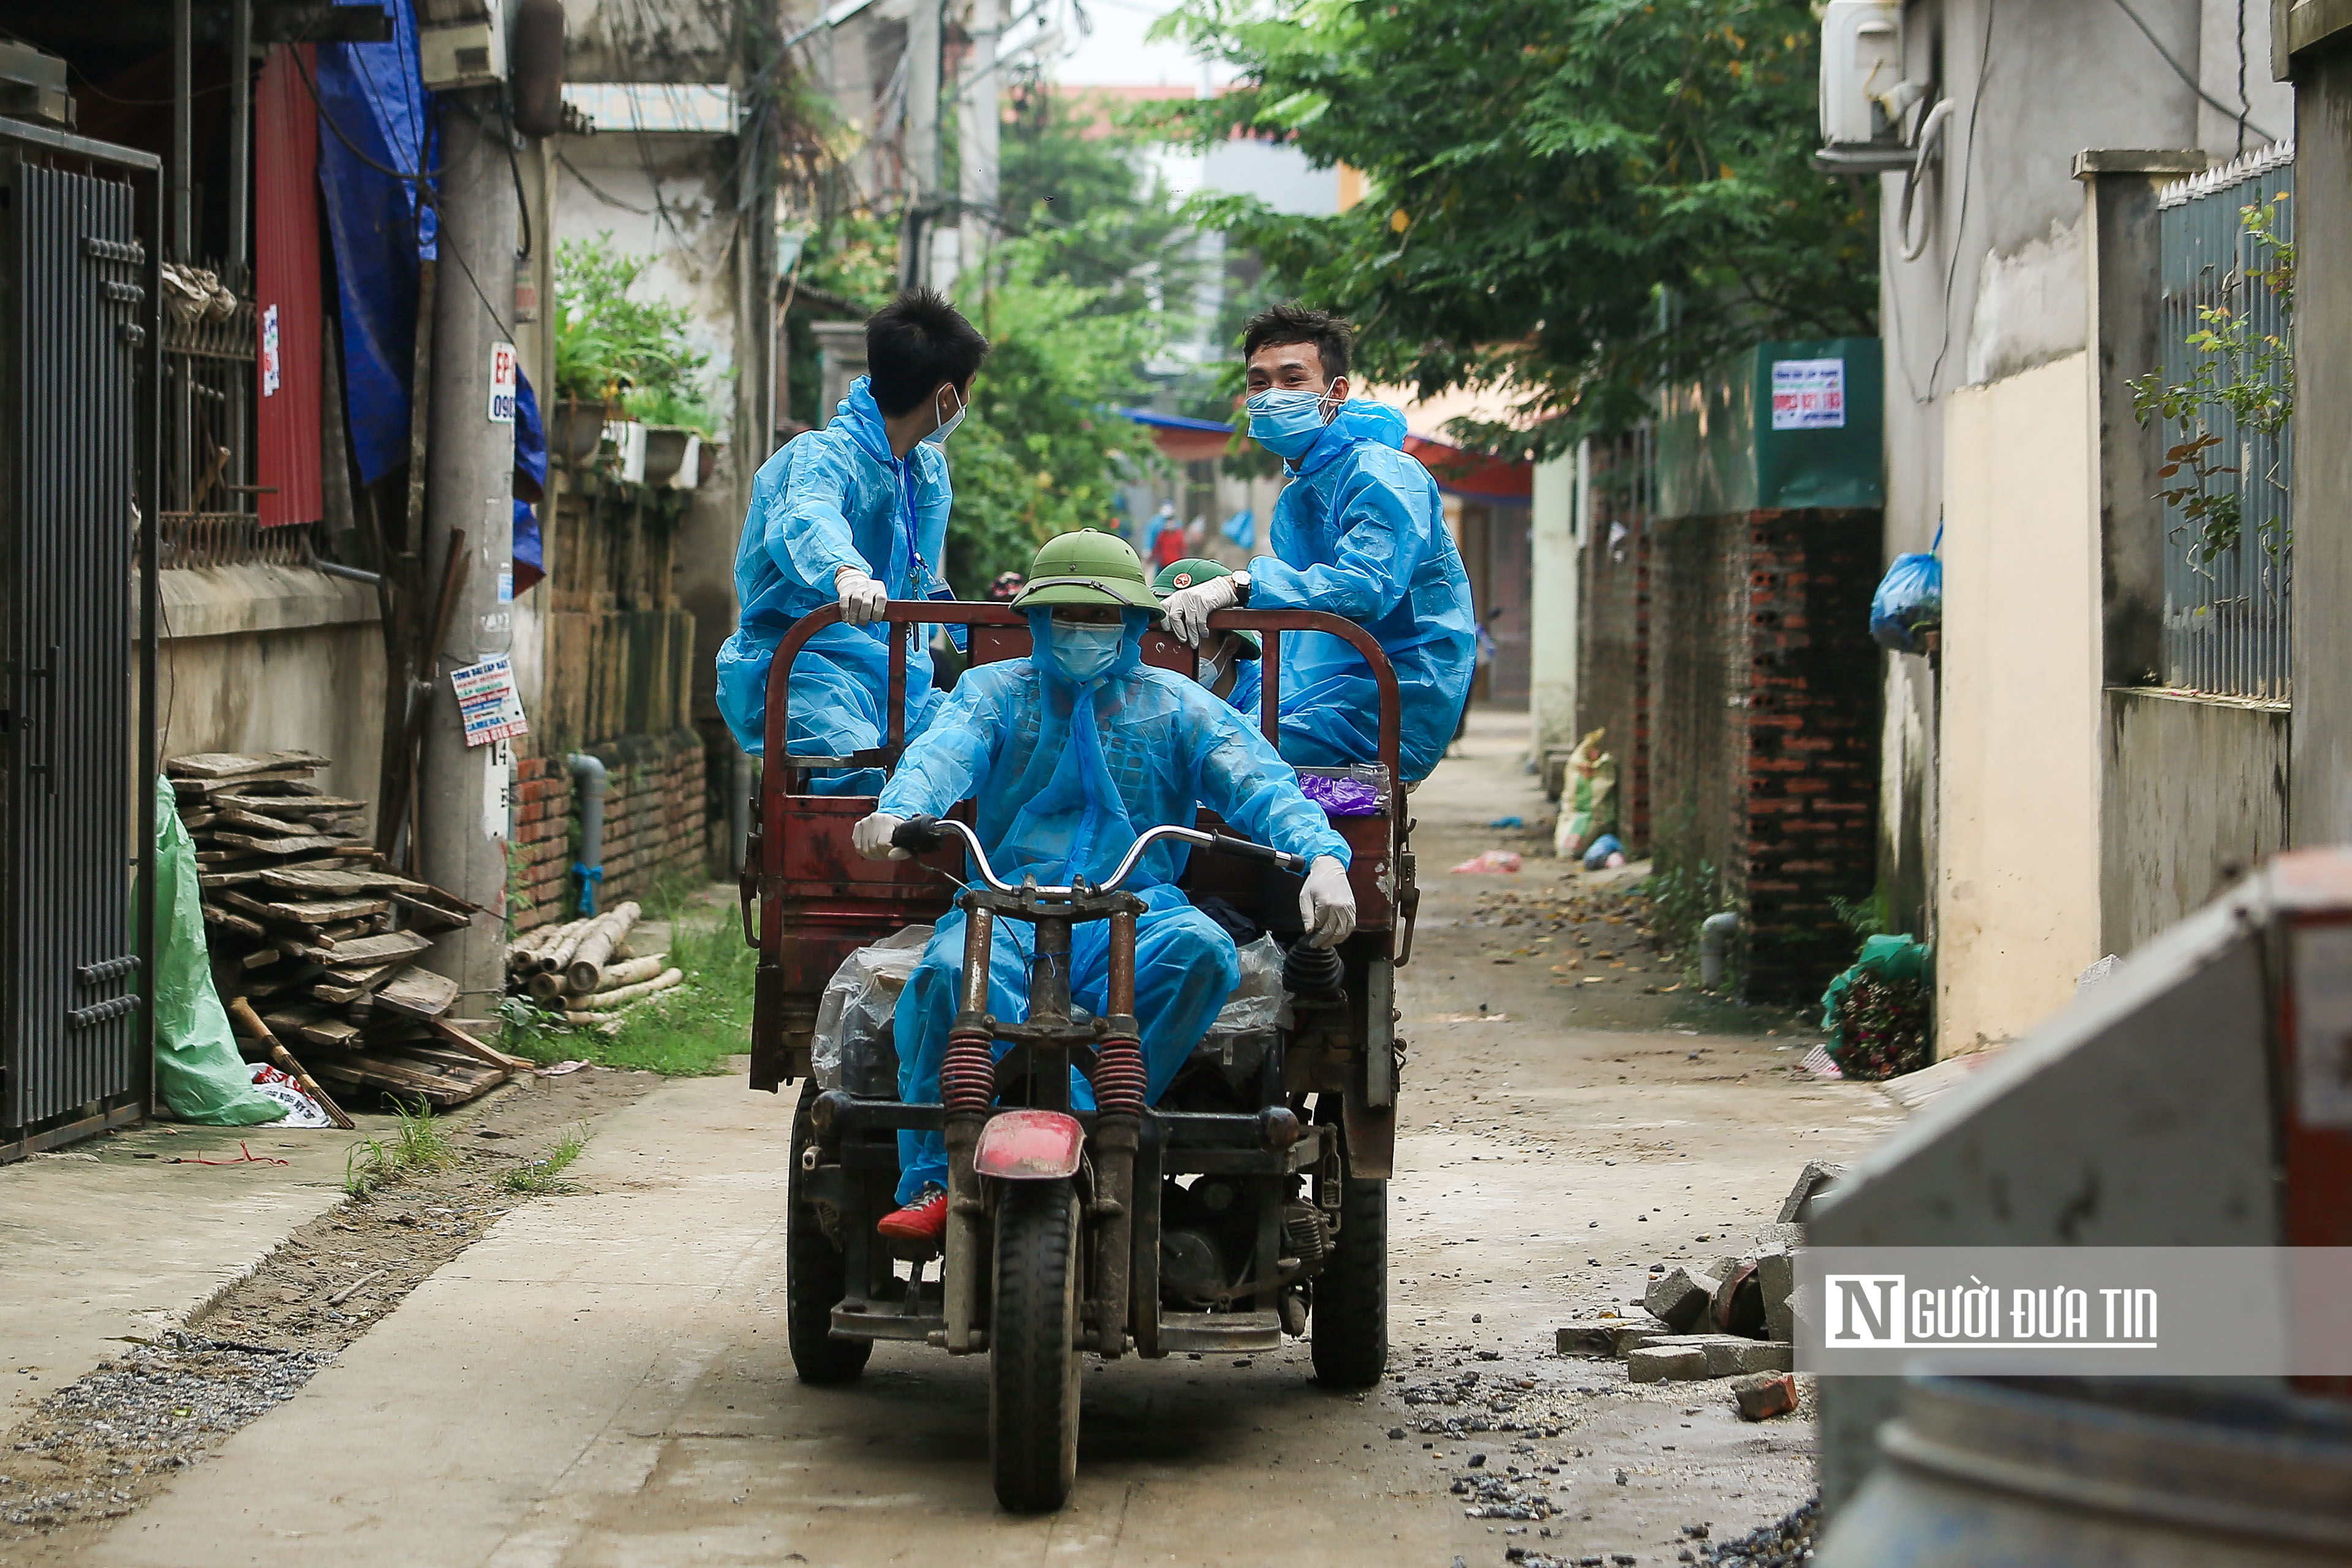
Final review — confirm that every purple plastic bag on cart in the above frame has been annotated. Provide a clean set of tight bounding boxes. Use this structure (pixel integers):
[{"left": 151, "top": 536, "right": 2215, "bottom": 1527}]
[{"left": 1298, "top": 774, "right": 1381, "bottom": 816}]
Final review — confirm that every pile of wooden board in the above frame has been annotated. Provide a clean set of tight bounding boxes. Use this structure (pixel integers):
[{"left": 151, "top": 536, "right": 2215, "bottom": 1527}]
[
  {"left": 173, "top": 749, "right": 521, "bottom": 1107},
  {"left": 507, "top": 901, "right": 684, "bottom": 1033}
]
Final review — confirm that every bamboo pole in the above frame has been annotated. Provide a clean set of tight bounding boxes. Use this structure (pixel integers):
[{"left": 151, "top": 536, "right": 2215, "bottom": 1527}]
[{"left": 564, "top": 901, "right": 641, "bottom": 995}]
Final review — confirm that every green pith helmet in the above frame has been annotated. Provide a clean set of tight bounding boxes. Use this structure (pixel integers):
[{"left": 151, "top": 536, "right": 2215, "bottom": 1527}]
[
  {"left": 1011, "top": 528, "right": 1162, "bottom": 611},
  {"left": 1151, "top": 557, "right": 1261, "bottom": 656}
]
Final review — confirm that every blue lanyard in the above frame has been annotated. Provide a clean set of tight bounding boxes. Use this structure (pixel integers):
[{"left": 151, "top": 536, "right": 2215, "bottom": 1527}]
[{"left": 894, "top": 459, "right": 930, "bottom": 595}]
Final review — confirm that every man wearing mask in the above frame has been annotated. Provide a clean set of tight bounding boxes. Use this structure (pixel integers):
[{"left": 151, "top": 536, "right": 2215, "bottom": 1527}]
[
  {"left": 1159, "top": 305, "right": 1476, "bottom": 783},
  {"left": 1154, "top": 556, "right": 1261, "bottom": 715},
  {"left": 715, "top": 288, "right": 988, "bottom": 790},
  {"left": 853, "top": 530, "right": 1354, "bottom": 1243}
]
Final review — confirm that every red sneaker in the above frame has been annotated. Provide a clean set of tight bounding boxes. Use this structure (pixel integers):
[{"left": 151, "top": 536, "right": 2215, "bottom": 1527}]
[{"left": 877, "top": 1186, "right": 948, "bottom": 1245}]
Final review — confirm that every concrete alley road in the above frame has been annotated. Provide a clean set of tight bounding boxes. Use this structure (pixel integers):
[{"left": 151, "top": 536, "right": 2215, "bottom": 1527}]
[{"left": 61, "top": 713, "right": 1897, "bottom": 1568}]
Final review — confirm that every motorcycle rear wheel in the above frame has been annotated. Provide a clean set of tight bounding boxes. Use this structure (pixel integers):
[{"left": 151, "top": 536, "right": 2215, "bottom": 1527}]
[{"left": 786, "top": 1080, "right": 872, "bottom": 1385}]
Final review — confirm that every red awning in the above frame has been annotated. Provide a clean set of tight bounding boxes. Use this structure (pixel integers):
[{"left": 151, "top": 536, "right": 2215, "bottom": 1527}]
[
  {"left": 1150, "top": 425, "right": 1237, "bottom": 463},
  {"left": 1404, "top": 435, "right": 1532, "bottom": 501}
]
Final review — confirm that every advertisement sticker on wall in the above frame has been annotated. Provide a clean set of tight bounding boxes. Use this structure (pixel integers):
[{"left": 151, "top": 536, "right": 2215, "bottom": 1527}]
[{"left": 1771, "top": 358, "right": 1845, "bottom": 430}]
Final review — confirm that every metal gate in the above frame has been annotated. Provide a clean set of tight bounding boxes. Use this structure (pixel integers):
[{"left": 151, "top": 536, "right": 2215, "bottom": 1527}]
[
  {"left": 0, "top": 124, "right": 163, "bottom": 1157},
  {"left": 2154, "top": 142, "right": 2294, "bottom": 699}
]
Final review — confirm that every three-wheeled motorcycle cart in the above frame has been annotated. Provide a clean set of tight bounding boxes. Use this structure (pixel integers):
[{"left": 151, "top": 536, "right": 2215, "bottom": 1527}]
[{"left": 739, "top": 602, "right": 1420, "bottom": 1510}]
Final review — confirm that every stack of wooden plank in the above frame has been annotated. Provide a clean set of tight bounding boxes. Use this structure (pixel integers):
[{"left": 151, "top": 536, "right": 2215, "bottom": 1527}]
[{"left": 172, "top": 749, "right": 519, "bottom": 1107}]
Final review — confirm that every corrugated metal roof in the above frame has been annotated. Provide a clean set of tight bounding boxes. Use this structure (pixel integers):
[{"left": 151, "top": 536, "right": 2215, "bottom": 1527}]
[
  {"left": 562, "top": 83, "right": 737, "bottom": 135},
  {"left": 255, "top": 43, "right": 324, "bottom": 529}
]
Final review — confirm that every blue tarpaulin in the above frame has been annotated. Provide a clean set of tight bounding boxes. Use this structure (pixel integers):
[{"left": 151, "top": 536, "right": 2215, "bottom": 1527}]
[
  {"left": 315, "top": 0, "right": 435, "bottom": 485},
  {"left": 513, "top": 369, "right": 545, "bottom": 592}
]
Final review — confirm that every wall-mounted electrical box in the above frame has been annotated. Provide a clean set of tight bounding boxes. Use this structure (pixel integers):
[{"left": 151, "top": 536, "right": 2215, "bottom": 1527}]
[
  {"left": 1819, "top": 0, "right": 1909, "bottom": 148},
  {"left": 0, "top": 41, "right": 73, "bottom": 129},
  {"left": 418, "top": 1, "right": 507, "bottom": 90}
]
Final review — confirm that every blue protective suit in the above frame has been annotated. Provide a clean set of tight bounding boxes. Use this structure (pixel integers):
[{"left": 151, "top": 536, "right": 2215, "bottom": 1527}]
[
  {"left": 878, "top": 609, "right": 1351, "bottom": 1202},
  {"left": 1222, "top": 655, "right": 1263, "bottom": 718},
  {"left": 1251, "top": 401, "right": 1477, "bottom": 781},
  {"left": 715, "top": 377, "right": 951, "bottom": 791}
]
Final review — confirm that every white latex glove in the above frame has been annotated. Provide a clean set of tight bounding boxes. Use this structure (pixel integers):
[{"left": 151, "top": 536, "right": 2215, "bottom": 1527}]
[
  {"left": 1298, "top": 854, "right": 1356, "bottom": 948},
  {"left": 853, "top": 812, "right": 908, "bottom": 861},
  {"left": 1161, "top": 572, "right": 1240, "bottom": 646},
  {"left": 835, "top": 564, "right": 889, "bottom": 625}
]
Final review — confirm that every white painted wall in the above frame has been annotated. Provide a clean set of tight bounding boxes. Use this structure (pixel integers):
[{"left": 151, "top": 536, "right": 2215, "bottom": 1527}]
[
  {"left": 1529, "top": 451, "right": 1579, "bottom": 759},
  {"left": 548, "top": 129, "right": 747, "bottom": 751},
  {"left": 152, "top": 568, "right": 387, "bottom": 826},
  {"left": 1937, "top": 350, "right": 2103, "bottom": 1055}
]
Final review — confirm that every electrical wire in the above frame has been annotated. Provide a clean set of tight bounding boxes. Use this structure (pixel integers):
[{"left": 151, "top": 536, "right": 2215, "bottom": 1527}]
[
  {"left": 2107, "top": 0, "right": 2278, "bottom": 143},
  {"left": 2236, "top": 0, "right": 2250, "bottom": 157},
  {"left": 499, "top": 89, "right": 533, "bottom": 260},
  {"left": 283, "top": 39, "right": 514, "bottom": 342},
  {"left": 1924, "top": 0, "right": 1996, "bottom": 399},
  {"left": 556, "top": 150, "right": 660, "bottom": 215}
]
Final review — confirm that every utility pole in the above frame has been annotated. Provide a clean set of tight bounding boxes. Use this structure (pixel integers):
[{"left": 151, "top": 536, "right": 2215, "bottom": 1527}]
[
  {"left": 957, "top": 0, "right": 1001, "bottom": 295},
  {"left": 417, "top": 89, "right": 519, "bottom": 1005},
  {"left": 900, "top": 0, "right": 943, "bottom": 287},
  {"left": 172, "top": 0, "right": 192, "bottom": 260}
]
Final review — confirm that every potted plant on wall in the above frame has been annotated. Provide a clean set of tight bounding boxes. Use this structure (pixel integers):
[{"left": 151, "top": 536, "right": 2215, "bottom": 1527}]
[
  {"left": 626, "top": 382, "right": 718, "bottom": 488},
  {"left": 552, "top": 236, "right": 715, "bottom": 483},
  {"left": 551, "top": 275, "right": 617, "bottom": 465}
]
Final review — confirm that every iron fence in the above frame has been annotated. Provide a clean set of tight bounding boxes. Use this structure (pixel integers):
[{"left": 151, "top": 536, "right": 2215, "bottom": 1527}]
[
  {"left": 156, "top": 274, "right": 304, "bottom": 571},
  {"left": 2154, "top": 143, "right": 2294, "bottom": 700}
]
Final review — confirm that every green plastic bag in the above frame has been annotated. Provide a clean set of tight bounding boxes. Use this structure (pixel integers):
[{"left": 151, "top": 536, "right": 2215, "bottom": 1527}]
[
  {"left": 149, "top": 775, "right": 286, "bottom": 1125},
  {"left": 1819, "top": 933, "right": 1934, "bottom": 1079}
]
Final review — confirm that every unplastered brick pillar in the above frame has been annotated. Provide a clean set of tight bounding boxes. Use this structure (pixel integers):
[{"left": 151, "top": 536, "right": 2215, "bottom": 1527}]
[
  {"left": 1736, "top": 511, "right": 1882, "bottom": 1003},
  {"left": 508, "top": 752, "right": 576, "bottom": 931}
]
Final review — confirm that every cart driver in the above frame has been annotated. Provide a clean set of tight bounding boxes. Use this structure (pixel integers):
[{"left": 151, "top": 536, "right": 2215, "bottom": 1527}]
[
  {"left": 1158, "top": 304, "right": 1476, "bottom": 784},
  {"left": 851, "top": 529, "right": 1356, "bottom": 1245},
  {"left": 715, "top": 288, "right": 990, "bottom": 792}
]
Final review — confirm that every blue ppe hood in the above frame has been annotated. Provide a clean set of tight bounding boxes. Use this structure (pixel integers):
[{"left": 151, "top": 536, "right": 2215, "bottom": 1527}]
[
  {"left": 1244, "top": 396, "right": 1477, "bottom": 780},
  {"left": 1293, "top": 399, "right": 1411, "bottom": 476},
  {"left": 878, "top": 616, "right": 1350, "bottom": 895},
  {"left": 998, "top": 607, "right": 1150, "bottom": 884}
]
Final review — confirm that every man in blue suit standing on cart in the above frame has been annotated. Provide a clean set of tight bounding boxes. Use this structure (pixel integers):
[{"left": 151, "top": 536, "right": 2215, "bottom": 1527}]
[
  {"left": 716, "top": 288, "right": 990, "bottom": 791},
  {"left": 1158, "top": 305, "right": 1476, "bottom": 784}
]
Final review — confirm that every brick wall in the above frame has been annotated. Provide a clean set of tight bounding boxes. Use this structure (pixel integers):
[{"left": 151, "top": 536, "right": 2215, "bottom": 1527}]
[
  {"left": 1736, "top": 511, "right": 1883, "bottom": 1001},
  {"left": 511, "top": 753, "right": 575, "bottom": 924},
  {"left": 1643, "top": 508, "right": 1882, "bottom": 1004},
  {"left": 508, "top": 730, "right": 710, "bottom": 931}
]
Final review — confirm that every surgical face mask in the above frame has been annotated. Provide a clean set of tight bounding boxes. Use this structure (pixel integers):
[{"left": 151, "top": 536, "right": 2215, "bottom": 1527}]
[
  {"left": 1246, "top": 386, "right": 1336, "bottom": 461},
  {"left": 1197, "top": 645, "right": 1231, "bottom": 691},
  {"left": 1049, "top": 620, "right": 1122, "bottom": 683},
  {"left": 921, "top": 385, "right": 966, "bottom": 447}
]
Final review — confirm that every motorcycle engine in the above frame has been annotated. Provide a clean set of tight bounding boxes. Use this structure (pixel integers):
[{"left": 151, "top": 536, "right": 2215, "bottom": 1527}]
[{"left": 1159, "top": 1228, "right": 1227, "bottom": 1306}]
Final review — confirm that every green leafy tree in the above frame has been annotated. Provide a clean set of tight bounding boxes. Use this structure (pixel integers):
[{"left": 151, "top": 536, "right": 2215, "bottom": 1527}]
[
  {"left": 1147, "top": 0, "right": 1877, "bottom": 447},
  {"left": 943, "top": 230, "right": 1169, "bottom": 590},
  {"left": 783, "top": 81, "right": 1187, "bottom": 589},
  {"left": 998, "top": 75, "right": 1202, "bottom": 323}
]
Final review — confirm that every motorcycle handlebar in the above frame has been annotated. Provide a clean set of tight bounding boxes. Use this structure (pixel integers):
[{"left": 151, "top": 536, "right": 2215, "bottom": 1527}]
[{"left": 891, "top": 815, "right": 1306, "bottom": 894}]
